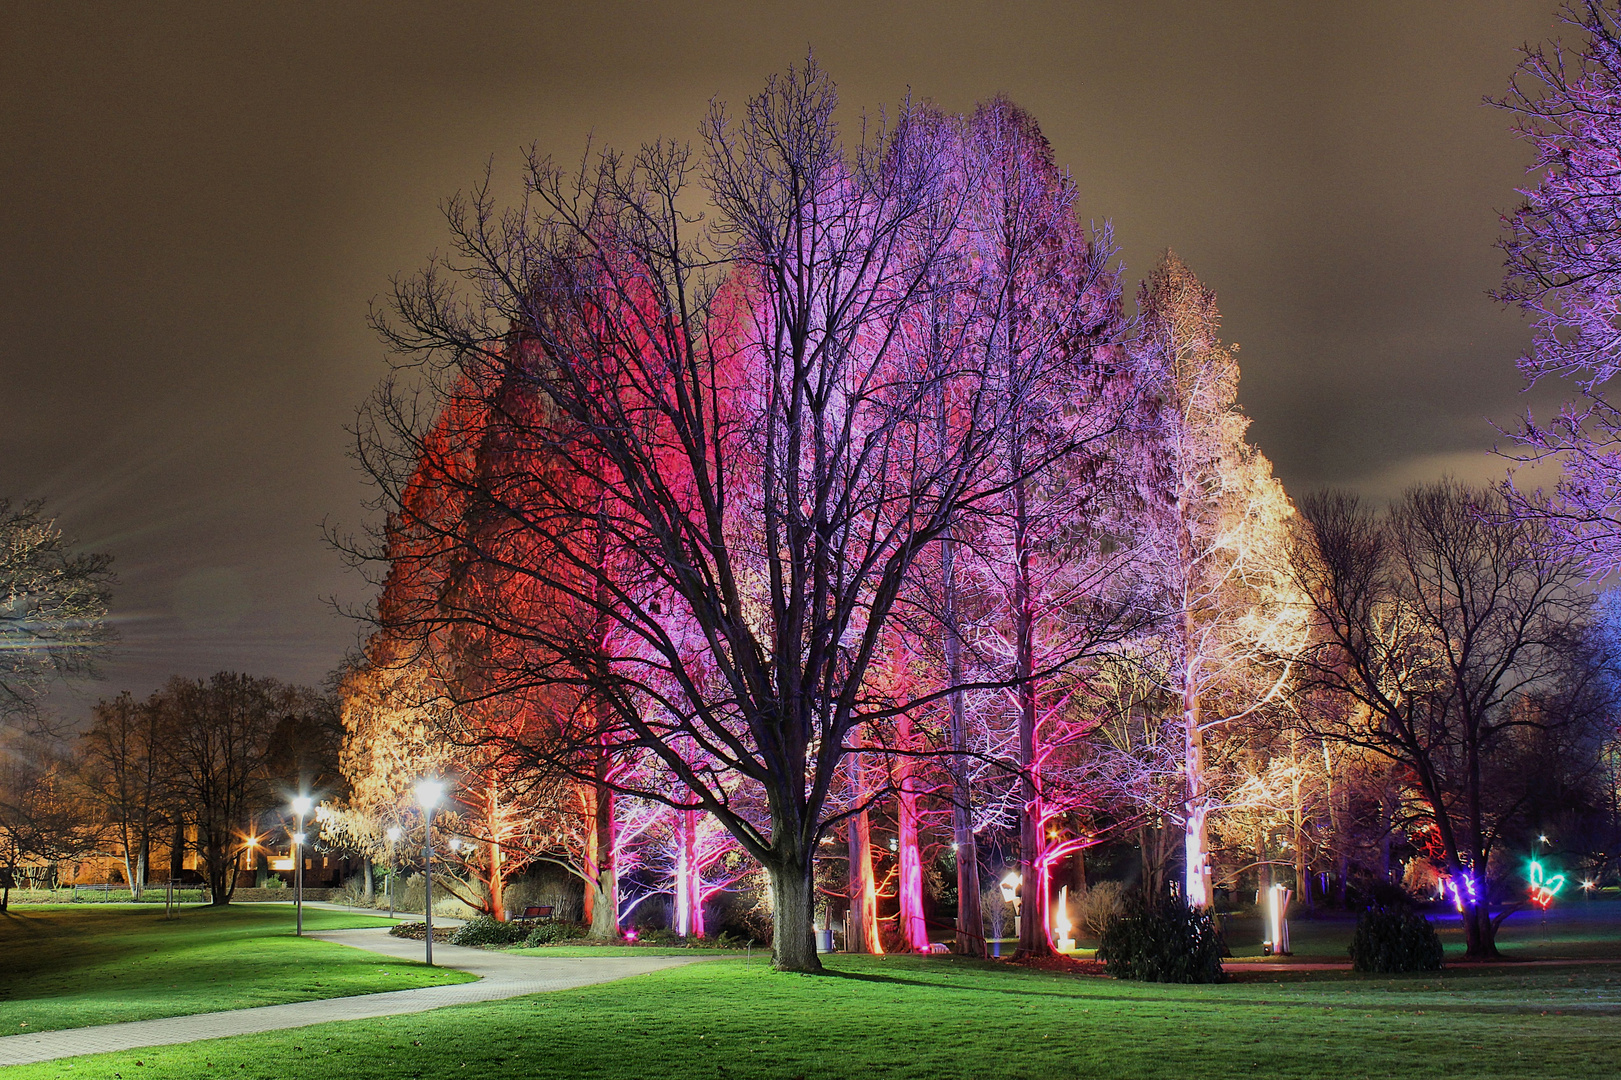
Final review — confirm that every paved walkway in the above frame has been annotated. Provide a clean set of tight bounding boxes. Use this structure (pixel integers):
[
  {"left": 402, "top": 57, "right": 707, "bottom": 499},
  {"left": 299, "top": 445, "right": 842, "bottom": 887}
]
[
  {"left": 0, "top": 928, "right": 704, "bottom": 1067},
  {"left": 1224, "top": 956, "right": 1621, "bottom": 972}
]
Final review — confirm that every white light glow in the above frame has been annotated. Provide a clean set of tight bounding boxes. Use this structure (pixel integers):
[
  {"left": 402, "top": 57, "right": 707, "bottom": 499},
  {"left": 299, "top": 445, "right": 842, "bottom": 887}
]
[
  {"left": 291, "top": 795, "right": 313, "bottom": 816},
  {"left": 415, "top": 779, "right": 445, "bottom": 810}
]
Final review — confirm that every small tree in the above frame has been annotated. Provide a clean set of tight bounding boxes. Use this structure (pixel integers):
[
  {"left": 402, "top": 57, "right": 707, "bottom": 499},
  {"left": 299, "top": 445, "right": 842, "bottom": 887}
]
[
  {"left": 0, "top": 738, "right": 100, "bottom": 908},
  {"left": 0, "top": 498, "right": 114, "bottom": 733},
  {"left": 80, "top": 692, "right": 173, "bottom": 898},
  {"left": 159, "top": 673, "right": 294, "bottom": 905}
]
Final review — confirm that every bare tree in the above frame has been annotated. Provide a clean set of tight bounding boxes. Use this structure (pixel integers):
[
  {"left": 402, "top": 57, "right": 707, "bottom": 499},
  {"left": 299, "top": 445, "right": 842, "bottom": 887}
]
[
  {"left": 349, "top": 61, "right": 1140, "bottom": 971},
  {"left": 79, "top": 691, "right": 173, "bottom": 897},
  {"left": 1290, "top": 481, "right": 1597, "bottom": 958},
  {"left": 0, "top": 498, "right": 114, "bottom": 733},
  {"left": 0, "top": 737, "right": 100, "bottom": 908},
  {"left": 159, "top": 673, "right": 286, "bottom": 905}
]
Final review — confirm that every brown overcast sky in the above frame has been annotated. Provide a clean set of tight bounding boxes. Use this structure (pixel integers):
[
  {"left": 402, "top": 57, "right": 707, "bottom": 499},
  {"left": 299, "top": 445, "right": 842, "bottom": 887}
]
[{"left": 0, "top": 0, "right": 1570, "bottom": 718}]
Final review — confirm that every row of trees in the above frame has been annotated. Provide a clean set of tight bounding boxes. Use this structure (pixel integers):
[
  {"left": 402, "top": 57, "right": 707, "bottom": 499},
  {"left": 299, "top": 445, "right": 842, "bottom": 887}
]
[
  {"left": 1, "top": 674, "right": 340, "bottom": 907},
  {"left": 318, "top": 58, "right": 1621, "bottom": 971}
]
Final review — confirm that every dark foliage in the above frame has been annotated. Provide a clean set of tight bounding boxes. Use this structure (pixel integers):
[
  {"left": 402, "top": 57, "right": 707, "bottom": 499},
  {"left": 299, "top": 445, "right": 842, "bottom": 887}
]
[
  {"left": 1096, "top": 892, "right": 1227, "bottom": 983},
  {"left": 448, "top": 915, "right": 531, "bottom": 947},
  {"left": 522, "top": 921, "right": 590, "bottom": 947},
  {"left": 388, "top": 921, "right": 451, "bottom": 942},
  {"left": 1349, "top": 903, "right": 1444, "bottom": 973}
]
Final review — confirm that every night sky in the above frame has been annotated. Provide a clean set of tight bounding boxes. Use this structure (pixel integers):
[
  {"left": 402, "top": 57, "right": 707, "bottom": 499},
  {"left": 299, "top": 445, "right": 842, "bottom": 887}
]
[{"left": 0, "top": 1, "right": 1569, "bottom": 719}]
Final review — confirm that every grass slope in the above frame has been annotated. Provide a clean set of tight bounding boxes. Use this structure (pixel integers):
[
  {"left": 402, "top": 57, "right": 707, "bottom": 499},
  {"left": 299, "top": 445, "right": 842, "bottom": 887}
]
[
  {"left": 0, "top": 904, "right": 472, "bottom": 1034},
  {"left": 5, "top": 954, "right": 1618, "bottom": 1080}
]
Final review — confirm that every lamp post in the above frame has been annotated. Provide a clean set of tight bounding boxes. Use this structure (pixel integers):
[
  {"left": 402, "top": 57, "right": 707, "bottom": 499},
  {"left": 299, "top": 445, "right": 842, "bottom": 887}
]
[
  {"left": 385, "top": 826, "right": 402, "bottom": 918},
  {"left": 415, "top": 780, "right": 444, "bottom": 966},
  {"left": 290, "top": 795, "right": 313, "bottom": 936}
]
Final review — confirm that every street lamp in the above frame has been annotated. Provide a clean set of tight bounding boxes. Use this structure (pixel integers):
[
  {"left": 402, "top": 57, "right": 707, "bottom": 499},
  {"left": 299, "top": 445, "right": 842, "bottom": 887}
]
[
  {"left": 415, "top": 779, "right": 444, "bottom": 966},
  {"left": 385, "top": 825, "right": 402, "bottom": 918},
  {"left": 290, "top": 795, "right": 313, "bottom": 936}
]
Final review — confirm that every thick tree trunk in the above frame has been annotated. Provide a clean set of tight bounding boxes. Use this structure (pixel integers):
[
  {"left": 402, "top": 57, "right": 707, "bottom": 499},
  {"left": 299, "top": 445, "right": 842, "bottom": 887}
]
[
  {"left": 941, "top": 524, "right": 985, "bottom": 957},
  {"left": 1182, "top": 665, "right": 1212, "bottom": 907},
  {"left": 767, "top": 856, "right": 821, "bottom": 973},
  {"left": 677, "top": 809, "right": 704, "bottom": 938},
  {"left": 846, "top": 751, "right": 882, "bottom": 954},
  {"left": 584, "top": 770, "right": 618, "bottom": 938},
  {"left": 1464, "top": 901, "right": 1500, "bottom": 959},
  {"left": 206, "top": 836, "right": 231, "bottom": 906},
  {"left": 170, "top": 820, "right": 185, "bottom": 881},
  {"left": 120, "top": 835, "right": 138, "bottom": 902},
  {"left": 1012, "top": 471, "right": 1050, "bottom": 957},
  {"left": 895, "top": 719, "right": 929, "bottom": 953},
  {"left": 362, "top": 858, "right": 374, "bottom": 903},
  {"left": 485, "top": 783, "right": 505, "bottom": 919}
]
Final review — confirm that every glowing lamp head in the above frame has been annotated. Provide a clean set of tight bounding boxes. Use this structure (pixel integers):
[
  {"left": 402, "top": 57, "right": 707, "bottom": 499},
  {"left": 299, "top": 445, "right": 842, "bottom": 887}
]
[
  {"left": 1582, "top": 879, "right": 1597, "bottom": 891},
  {"left": 293, "top": 832, "right": 306, "bottom": 845},
  {"left": 999, "top": 872, "right": 1021, "bottom": 904},
  {"left": 415, "top": 779, "right": 445, "bottom": 810},
  {"left": 386, "top": 826, "right": 402, "bottom": 843},
  {"left": 291, "top": 795, "right": 313, "bottom": 817}
]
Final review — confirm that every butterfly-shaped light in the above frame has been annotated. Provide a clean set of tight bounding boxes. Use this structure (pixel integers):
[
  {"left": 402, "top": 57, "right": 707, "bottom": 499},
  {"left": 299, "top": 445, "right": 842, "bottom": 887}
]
[{"left": 1529, "top": 860, "right": 1566, "bottom": 909}]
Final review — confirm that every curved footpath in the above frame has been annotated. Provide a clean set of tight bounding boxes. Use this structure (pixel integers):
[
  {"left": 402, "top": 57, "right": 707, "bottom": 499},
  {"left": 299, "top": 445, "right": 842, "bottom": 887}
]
[{"left": 0, "top": 926, "right": 705, "bottom": 1067}]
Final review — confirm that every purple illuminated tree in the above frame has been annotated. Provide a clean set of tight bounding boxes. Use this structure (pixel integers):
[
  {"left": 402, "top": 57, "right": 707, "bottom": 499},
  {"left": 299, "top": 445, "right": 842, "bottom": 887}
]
[{"left": 1499, "top": 1, "right": 1621, "bottom": 574}]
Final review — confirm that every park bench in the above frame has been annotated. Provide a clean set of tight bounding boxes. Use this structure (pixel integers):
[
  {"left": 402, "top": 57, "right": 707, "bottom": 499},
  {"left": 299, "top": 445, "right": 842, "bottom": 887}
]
[{"left": 514, "top": 905, "right": 554, "bottom": 928}]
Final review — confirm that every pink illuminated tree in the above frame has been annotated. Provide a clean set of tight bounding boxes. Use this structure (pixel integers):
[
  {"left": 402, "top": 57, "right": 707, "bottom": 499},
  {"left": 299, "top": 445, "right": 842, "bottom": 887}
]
[
  {"left": 352, "top": 61, "right": 1130, "bottom": 972},
  {"left": 950, "top": 100, "right": 1138, "bottom": 956}
]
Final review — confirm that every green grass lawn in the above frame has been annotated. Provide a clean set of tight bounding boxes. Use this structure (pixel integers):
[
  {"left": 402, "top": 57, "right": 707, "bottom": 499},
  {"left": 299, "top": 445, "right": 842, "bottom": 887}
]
[
  {"left": 4, "top": 953, "right": 1618, "bottom": 1080},
  {"left": 0, "top": 904, "right": 473, "bottom": 1034}
]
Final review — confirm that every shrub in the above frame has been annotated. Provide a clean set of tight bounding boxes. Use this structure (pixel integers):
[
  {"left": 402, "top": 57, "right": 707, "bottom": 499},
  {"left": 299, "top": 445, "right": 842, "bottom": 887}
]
[
  {"left": 448, "top": 915, "right": 530, "bottom": 948},
  {"left": 1349, "top": 904, "right": 1444, "bottom": 973},
  {"left": 1077, "top": 881, "right": 1126, "bottom": 939},
  {"left": 635, "top": 927, "right": 689, "bottom": 945},
  {"left": 523, "top": 921, "right": 589, "bottom": 947},
  {"left": 1097, "top": 892, "right": 1227, "bottom": 983}
]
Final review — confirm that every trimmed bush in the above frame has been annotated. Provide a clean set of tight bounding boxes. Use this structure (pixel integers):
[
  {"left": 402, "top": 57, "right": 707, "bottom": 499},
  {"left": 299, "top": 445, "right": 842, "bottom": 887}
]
[
  {"left": 523, "top": 921, "right": 590, "bottom": 947},
  {"left": 448, "top": 915, "right": 530, "bottom": 948},
  {"left": 1097, "top": 892, "right": 1227, "bottom": 983},
  {"left": 1349, "top": 904, "right": 1444, "bottom": 973}
]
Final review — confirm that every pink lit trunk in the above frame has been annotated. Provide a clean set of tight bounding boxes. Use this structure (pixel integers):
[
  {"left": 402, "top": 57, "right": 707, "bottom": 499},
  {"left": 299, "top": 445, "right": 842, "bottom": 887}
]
[
  {"left": 678, "top": 808, "right": 704, "bottom": 938},
  {"left": 486, "top": 782, "right": 506, "bottom": 920},
  {"left": 895, "top": 739, "right": 928, "bottom": 952},
  {"left": 1012, "top": 466, "right": 1051, "bottom": 957},
  {"left": 941, "top": 524, "right": 984, "bottom": 956}
]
